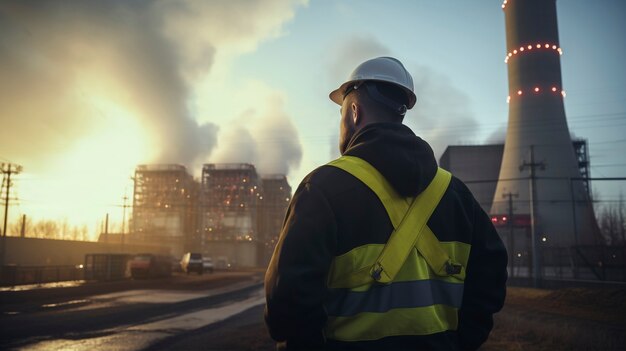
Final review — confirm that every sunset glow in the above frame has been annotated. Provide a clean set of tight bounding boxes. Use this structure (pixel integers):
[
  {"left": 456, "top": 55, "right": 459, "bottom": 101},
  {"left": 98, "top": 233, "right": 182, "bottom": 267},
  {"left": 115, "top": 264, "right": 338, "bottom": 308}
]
[{"left": 1, "top": 1, "right": 624, "bottom": 240}]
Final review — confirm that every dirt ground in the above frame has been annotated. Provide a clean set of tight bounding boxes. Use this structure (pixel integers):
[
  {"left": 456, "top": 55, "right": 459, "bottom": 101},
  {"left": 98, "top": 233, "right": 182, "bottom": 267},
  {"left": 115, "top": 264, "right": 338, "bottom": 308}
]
[
  {"left": 239, "top": 286, "right": 626, "bottom": 351},
  {"left": 481, "top": 286, "right": 626, "bottom": 351}
]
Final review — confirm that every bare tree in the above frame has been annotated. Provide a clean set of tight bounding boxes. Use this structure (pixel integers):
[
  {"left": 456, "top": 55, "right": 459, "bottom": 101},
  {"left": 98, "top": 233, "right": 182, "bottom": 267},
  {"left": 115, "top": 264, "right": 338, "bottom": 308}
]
[
  {"left": 60, "top": 218, "right": 70, "bottom": 240},
  {"left": 8, "top": 215, "right": 31, "bottom": 237},
  {"left": 80, "top": 225, "right": 90, "bottom": 241},
  {"left": 597, "top": 193, "right": 625, "bottom": 245},
  {"left": 6, "top": 216, "right": 93, "bottom": 242},
  {"left": 33, "top": 220, "right": 60, "bottom": 239}
]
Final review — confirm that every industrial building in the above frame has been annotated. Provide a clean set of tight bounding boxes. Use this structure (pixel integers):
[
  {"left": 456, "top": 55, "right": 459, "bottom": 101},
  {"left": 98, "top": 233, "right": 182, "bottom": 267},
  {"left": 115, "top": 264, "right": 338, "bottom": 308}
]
[
  {"left": 494, "top": 0, "right": 599, "bottom": 252},
  {"left": 440, "top": 140, "right": 590, "bottom": 214},
  {"left": 199, "top": 163, "right": 262, "bottom": 241},
  {"left": 130, "top": 164, "right": 197, "bottom": 258},
  {"left": 439, "top": 144, "right": 504, "bottom": 211},
  {"left": 258, "top": 175, "right": 292, "bottom": 265},
  {"left": 129, "top": 162, "right": 292, "bottom": 267},
  {"left": 440, "top": 140, "right": 595, "bottom": 279},
  {"left": 438, "top": 0, "right": 617, "bottom": 284},
  {"left": 198, "top": 163, "right": 264, "bottom": 267}
]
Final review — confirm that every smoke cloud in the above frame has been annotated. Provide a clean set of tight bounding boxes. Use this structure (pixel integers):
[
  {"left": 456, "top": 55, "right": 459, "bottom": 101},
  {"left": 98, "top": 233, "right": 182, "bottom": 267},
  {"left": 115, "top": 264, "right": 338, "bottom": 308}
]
[
  {"left": 486, "top": 125, "right": 507, "bottom": 144},
  {"left": 327, "top": 35, "right": 391, "bottom": 85},
  {"left": 211, "top": 92, "right": 302, "bottom": 176},
  {"left": 0, "top": 1, "right": 212, "bottom": 171},
  {"left": 0, "top": 0, "right": 305, "bottom": 230},
  {"left": 405, "top": 65, "right": 479, "bottom": 158},
  {"left": 0, "top": 0, "right": 304, "bottom": 173}
]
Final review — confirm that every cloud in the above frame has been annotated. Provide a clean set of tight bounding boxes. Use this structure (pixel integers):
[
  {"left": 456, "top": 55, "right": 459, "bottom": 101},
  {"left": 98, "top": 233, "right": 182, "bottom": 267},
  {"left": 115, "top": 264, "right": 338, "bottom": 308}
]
[
  {"left": 253, "top": 95, "right": 303, "bottom": 175},
  {"left": 405, "top": 64, "right": 479, "bottom": 158},
  {"left": 486, "top": 125, "right": 507, "bottom": 144},
  {"left": 0, "top": 0, "right": 305, "bottom": 228},
  {"left": 327, "top": 35, "right": 391, "bottom": 87},
  {"left": 212, "top": 125, "right": 260, "bottom": 166},
  {"left": 0, "top": 0, "right": 213, "bottom": 171},
  {"left": 0, "top": 0, "right": 306, "bottom": 171},
  {"left": 211, "top": 86, "right": 302, "bottom": 176}
]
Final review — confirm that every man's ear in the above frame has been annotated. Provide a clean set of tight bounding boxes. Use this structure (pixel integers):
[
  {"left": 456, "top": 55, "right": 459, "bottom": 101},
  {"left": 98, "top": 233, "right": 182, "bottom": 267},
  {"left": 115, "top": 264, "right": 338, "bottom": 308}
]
[{"left": 352, "top": 102, "right": 360, "bottom": 125}]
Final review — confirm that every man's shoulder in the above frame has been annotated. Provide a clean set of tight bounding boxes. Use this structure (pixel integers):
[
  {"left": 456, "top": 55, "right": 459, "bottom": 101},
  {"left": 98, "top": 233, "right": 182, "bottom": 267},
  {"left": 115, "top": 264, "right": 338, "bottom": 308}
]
[
  {"left": 447, "top": 174, "right": 474, "bottom": 196},
  {"left": 441, "top": 174, "right": 479, "bottom": 210},
  {"left": 299, "top": 163, "right": 364, "bottom": 197}
]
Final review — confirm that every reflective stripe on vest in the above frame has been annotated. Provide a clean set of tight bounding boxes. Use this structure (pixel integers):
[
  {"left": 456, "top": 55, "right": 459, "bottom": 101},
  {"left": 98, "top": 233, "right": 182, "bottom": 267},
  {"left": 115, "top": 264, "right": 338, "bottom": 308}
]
[{"left": 324, "top": 156, "right": 470, "bottom": 341}]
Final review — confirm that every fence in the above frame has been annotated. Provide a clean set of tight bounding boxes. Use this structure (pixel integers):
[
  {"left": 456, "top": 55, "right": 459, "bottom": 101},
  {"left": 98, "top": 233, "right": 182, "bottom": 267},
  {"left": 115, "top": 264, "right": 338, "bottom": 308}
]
[
  {"left": 1, "top": 264, "right": 83, "bottom": 286},
  {"left": 1, "top": 254, "right": 134, "bottom": 286},
  {"left": 84, "top": 254, "right": 131, "bottom": 281}
]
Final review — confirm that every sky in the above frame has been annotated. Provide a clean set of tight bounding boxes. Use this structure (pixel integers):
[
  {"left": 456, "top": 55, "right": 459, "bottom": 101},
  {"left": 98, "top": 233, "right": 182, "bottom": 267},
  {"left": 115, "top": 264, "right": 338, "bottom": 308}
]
[{"left": 0, "top": 0, "right": 625, "bottom": 239}]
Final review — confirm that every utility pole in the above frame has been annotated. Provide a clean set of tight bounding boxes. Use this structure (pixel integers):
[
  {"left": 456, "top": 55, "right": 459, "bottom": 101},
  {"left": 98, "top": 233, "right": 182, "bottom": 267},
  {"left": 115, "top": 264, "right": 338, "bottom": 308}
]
[
  {"left": 503, "top": 191, "right": 519, "bottom": 277},
  {"left": 121, "top": 194, "right": 129, "bottom": 253},
  {"left": 1, "top": 163, "right": 23, "bottom": 277},
  {"left": 519, "top": 145, "right": 545, "bottom": 288},
  {"left": 104, "top": 213, "right": 109, "bottom": 244},
  {"left": 20, "top": 214, "right": 26, "bottom": 238},
  {"left": 619, "top": 193, "right": 626, "bottom": 245}
]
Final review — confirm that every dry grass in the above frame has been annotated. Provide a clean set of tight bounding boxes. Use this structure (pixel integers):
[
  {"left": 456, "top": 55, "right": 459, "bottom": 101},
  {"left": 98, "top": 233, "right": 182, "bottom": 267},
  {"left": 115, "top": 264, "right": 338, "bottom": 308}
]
[
  {"left": 207, "top": 286, "right": 626, "bottom": 350},
  {"left": 481, "top": 286, "right": 626, "bottom": 351}
]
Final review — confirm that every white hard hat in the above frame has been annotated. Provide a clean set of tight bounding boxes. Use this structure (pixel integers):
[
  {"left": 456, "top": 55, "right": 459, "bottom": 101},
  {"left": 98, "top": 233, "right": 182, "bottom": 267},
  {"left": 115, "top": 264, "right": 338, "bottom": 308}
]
[{"left": 329, "top": 56, "right": 416, "bottom": 109}]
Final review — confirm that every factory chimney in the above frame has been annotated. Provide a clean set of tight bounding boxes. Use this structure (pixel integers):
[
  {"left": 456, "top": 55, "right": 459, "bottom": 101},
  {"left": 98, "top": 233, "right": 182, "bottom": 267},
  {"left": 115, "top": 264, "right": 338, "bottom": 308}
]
[{"left": 492, "top": 0, "right": 599, "bottom": 251}]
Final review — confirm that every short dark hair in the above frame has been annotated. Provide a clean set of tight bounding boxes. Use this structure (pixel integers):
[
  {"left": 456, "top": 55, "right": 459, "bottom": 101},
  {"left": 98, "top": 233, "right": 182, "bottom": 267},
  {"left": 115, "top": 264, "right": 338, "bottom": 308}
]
[
  {"left": 352, "top": 81, "right": 408, "bottom": 122},
  {"left": 373, "top": 81, "right": 410, "bottom": 107}
]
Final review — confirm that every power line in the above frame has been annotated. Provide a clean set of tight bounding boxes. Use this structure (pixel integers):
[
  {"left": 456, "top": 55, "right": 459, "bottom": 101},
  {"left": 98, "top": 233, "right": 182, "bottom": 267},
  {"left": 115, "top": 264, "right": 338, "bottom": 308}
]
[
  {"left": 591, "top": 139, "right": 626, "bottom": 146},
  {"left": 593, "top": 164, "right": 626, "bottom": 168}
]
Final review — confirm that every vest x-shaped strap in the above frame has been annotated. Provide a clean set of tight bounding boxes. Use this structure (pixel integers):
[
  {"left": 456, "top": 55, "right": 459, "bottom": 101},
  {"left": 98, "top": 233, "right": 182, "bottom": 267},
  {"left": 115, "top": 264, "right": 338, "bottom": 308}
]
[{"left": 327, "top": 156, "right": 465, "bottom": 284}]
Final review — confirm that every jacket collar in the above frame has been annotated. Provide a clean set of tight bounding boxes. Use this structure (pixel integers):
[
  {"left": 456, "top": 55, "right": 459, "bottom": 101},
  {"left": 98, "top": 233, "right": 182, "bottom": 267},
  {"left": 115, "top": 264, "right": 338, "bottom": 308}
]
[{"left": 343, "top": 122, "right": 438, "bottom": 197}]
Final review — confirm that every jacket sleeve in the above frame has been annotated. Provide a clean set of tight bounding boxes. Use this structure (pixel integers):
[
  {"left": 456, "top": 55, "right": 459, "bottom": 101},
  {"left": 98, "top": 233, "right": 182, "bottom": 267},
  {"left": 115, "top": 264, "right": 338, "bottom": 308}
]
[
  {"left": 264, "top": 181, "right": 337, "bottom": 349},
  {"left": 458, "top": 199, "right": 508, "bottom": 351}
]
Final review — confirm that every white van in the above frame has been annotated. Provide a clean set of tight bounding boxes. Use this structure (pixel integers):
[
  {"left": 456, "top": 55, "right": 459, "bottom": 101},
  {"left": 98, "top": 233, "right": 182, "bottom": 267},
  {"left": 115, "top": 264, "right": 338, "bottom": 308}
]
[{"left": 180, "top": 252, "right": 204, "bottom": 274}]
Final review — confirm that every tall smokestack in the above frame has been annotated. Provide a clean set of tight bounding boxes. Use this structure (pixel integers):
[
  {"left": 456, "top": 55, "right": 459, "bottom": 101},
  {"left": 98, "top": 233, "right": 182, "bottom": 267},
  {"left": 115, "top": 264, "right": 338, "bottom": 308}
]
[{"left": 492, "top": 0, "right": 599, "bottom": 249}]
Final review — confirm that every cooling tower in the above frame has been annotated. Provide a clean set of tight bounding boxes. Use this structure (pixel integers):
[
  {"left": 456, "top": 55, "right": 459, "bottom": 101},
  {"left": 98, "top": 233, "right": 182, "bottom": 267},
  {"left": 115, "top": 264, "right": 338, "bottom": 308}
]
[{"left": 492, "top": 0, "right": 599, "bottom": 248}]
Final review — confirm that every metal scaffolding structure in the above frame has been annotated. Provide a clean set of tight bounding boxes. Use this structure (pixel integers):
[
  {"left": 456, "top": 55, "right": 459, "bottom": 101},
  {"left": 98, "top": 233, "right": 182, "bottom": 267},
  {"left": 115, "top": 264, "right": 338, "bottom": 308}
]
[
  {"left": 131, "top": 164, "right": 197, "bottom": 257},
  {"left": 258, "top": 175, "right": 292, "bottom": 264},
  {"left": 129, "top": 162, "right": 292, "bottom": 266},
  {"left": 199, "top": 164, "right": 262, "bottom": 243}
]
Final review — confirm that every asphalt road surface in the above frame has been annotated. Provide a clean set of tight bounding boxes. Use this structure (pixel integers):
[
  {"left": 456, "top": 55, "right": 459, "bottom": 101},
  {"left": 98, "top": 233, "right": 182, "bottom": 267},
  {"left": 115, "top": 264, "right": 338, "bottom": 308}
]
[
  {"left": 6, "top": 275, "right": 621, "bottom": 351},
  {"left": 0, "top": 271, "right": 267, "bottom": 350}
]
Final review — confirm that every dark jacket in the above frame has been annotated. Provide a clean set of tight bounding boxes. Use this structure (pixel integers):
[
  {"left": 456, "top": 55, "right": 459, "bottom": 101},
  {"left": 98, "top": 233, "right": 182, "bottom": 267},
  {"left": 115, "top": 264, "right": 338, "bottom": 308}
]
[{"left": 265, "top": 123, "right": 507, "bottom": 350}]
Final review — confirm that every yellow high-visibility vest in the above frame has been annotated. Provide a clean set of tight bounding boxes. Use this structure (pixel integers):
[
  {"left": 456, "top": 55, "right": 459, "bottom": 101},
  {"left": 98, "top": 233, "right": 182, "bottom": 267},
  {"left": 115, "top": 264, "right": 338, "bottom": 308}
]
[{"left": 324, "top": 156, "right": 470, "bottom": 342}]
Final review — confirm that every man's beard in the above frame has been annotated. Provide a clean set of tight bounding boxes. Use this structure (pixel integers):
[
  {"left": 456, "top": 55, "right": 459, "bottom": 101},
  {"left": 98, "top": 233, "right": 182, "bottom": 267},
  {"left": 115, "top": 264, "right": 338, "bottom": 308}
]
[{"left": 339, "top": 123, "right": 356, "bottom": 155}]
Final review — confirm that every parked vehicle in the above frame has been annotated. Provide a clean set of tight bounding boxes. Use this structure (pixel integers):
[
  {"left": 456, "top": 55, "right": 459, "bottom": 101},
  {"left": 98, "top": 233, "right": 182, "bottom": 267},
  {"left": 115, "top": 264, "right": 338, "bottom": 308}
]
[
  {"left": 202, "top": 257, "right": 215, "bottom": 273},
  {"left": 171, "top": 256, "right": 183, "bottom": 273},
  {"left": 85, "top": 253, "right": 130, "bottom": 281},
  {"left": 180, "top": 252, "right": 204, "bottom": 274},
  {"left": 130, "top": 254, "right": 172, "bottom": 279}
]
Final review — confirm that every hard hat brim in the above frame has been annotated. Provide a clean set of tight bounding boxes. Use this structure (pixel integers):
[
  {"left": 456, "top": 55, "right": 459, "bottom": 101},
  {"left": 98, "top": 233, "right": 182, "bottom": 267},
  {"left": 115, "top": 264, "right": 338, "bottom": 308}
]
[
  {"left": 329, "top": 80, "right": 417, "bottom": 109},
  {"left": 329, "top": 81, "right": 353, "bottom": 106}
]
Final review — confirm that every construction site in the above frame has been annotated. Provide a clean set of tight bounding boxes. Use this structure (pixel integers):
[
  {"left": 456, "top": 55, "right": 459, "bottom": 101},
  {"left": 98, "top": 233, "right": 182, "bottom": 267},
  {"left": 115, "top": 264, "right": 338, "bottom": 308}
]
[{"left": 130, "top": 163, "right": 291, "bottom": 267}]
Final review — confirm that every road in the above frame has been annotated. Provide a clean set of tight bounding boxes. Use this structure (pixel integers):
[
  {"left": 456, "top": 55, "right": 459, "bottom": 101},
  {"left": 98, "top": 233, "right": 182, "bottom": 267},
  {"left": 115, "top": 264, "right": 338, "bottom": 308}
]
[
  {"left": 0, "top": 271, "right": 267, "bottom": 351},
  {"left": 5, "top": 276, "right": 621, "bottom": 351}
]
